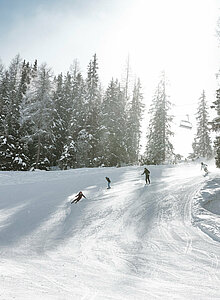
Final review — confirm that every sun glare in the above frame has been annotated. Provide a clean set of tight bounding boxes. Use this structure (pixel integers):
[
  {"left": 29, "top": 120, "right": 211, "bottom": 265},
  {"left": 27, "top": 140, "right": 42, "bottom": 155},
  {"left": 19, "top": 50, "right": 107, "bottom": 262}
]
[
  {"left": 99, "top": 0, "right": 218, "bottom": 107},
  {"left": 102, "top": 0, "right": 219, "bottom": 157}
]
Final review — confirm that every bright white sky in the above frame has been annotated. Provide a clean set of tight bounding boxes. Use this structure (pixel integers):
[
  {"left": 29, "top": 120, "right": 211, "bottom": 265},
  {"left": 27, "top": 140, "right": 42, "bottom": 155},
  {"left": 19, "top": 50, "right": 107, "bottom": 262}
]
[{"left": 0, "top": 0, "right": 219, "bottom": 156}]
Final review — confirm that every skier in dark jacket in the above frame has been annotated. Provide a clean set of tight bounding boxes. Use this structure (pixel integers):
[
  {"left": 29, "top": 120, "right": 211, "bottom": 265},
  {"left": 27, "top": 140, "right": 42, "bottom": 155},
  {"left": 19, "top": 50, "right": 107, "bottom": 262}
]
[
  {"left": 201, "top": 162, "right": 208, "bottom": 174},
  {"left": 142, "top": 167, "right": 150, "bottom": 184},
  {"left": 71, "top": 191, "right": 86, "bottom": 204},
  {"left": 105, "top": 177, "right": 111, "bottom": 189}
]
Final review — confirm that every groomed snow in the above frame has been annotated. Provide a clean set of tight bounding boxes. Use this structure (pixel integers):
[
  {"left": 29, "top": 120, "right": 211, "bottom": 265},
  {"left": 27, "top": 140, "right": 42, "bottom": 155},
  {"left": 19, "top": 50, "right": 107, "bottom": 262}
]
[{"left": 0, "top": 162, "right": 219, "bottom": 299}]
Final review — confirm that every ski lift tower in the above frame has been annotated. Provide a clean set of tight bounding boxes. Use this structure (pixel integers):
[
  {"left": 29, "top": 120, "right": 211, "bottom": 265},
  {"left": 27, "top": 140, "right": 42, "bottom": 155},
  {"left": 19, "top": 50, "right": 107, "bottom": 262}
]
[{"left": 179, "top": 114, "right": 192, "bottom": 129}]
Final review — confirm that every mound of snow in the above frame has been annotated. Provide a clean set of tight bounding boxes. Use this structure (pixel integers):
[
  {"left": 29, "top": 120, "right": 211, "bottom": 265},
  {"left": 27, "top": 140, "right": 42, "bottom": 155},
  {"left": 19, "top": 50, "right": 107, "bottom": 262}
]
[{"left": 192, "top": 177, "right": 220, "bottom": 242}]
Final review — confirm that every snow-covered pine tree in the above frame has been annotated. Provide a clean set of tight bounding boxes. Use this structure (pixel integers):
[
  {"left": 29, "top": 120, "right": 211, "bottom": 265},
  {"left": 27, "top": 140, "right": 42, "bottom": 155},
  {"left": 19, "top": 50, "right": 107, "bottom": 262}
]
[
  {"left": 21, "top": 64, "right": 54, "bottom": 170},
  {"left": 145, "top": 73, "right": 174, "bottom": 165},
  {"left": 19, "top": 59, "right": 39, "bottom": 168},
  {"left": 16, "top": 60, "right": 33, "bottom": 169},
  {"left": 210, "top": 19, "right": 220, "bottom": 167},
  {"left": 0, "top": 69, "right": 8, "bottom": 135},
  {"left": 101, "top": 78, "right": 127, "bottom": 166},
  {"left": 50, "top": 72, "right": 74, "bottom": 167},
  {"left": 121, "top": 55, "right": 132, "bottom": 104},
  {"left": 69, "top": 59, "right": 80, "bottom": 79},
  {"left": 0, "top": 70, "right": 9, "bottom": 170},
  {"left": 59, "top": 61, "right": 86, "bottom": 169},
  {"left": 59, "top": 72, "right": 87, "bottom": 169},
  {"left": 0, "top": 55, "right": 28, "bottom": 170},
  {"left": 121, "top": 56, "right": 139, "bottom": 165},
  {"left": 126, "top": 78, "right": 144, "bottom": 164},
  {"left": 211, "top": 88, "right": 220, "bottom": 167},
  {"left": 17, "top": 60, "right": 31, "bottom": 102},
  {"left": 192, "top": 90, "right": 212, "bottom": 159},
  {"left": 71, "top": 72, "right": 87, "bottom": 167},
  {"left": 62, "top": 72, "right": 74, "bottom": 126},
  {"left": 32, "top": 59, "right": 38, "bottom": 78},
  {"left": 84, "top": 54, "right": 102, "bottom": 167},
  {"left": 0, "top": 59, "right": 4, "bottom": 141},
  {"left": 50, "top": 73, "right": 66, "bottom": 166},
  {"left": 0, "top": 59, "right": 4, "bottom": 81}
]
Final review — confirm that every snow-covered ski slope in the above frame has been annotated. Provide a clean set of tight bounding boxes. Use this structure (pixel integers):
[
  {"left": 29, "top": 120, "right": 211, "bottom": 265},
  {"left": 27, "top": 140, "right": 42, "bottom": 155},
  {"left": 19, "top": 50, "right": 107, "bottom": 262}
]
[{"left": 0, "top": 162, "right": 220, "bottom": 300}]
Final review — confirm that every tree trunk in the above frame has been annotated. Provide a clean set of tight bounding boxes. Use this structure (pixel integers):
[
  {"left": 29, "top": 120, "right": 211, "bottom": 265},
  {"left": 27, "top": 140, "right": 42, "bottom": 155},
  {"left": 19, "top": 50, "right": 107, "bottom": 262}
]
[{"left": 36, "top": 134, "right": 41, "bottom": 169}]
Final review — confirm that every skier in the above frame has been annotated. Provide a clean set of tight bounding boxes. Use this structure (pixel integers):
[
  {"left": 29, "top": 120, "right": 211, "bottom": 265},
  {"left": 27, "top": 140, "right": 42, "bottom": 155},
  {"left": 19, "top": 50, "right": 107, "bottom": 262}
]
[
  {"left": 105, "top": 177, "right": 111, "bottom": 189},
  {"left": 71, "top": 191, "right": 86, "bottom": 204},
  {"left": 142, "top": 167, "right": 150, "bottom": 184},
  {"left": 201, "top": 162, "right": 208, "bottom": 174}
]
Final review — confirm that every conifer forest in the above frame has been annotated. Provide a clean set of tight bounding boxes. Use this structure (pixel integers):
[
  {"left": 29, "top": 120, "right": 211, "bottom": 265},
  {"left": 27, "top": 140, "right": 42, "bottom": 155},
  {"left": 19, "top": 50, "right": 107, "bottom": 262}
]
[{"left": 0, "top": 54, "right": 219, "bottom": 171}]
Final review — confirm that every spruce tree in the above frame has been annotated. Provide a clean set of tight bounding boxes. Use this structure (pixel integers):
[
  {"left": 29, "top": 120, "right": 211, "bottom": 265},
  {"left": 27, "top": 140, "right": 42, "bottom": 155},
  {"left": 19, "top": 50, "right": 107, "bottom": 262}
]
[
  {"left": 192, "top": 90, "right": 212, "bottom": 159},
  {"left": 126, "top": 79, "right": 144, "bottom": 164},
  {"left": 0, "top": 55, "right": 28, "bottom": 170},
  {"left": 0, "top": 70, "right": 8, "bottom": 133},
  {"left": 145, "top": 73, "right": 174, "bottom": 165},
  {"left": 0, "top": 71, "right": 10, "bottom": 170},
  {"left": 16, "top": 60, "right": 32, "bottom": 169},
  {"left": 210, "top": 18, "right": 220, "bottom": 167},
  {"left": 84, "top": 54, "right": 102, "bottom": 167},
  {"left": 32, "top": 59, "right": 38, "bottom": 78},
  {"left": 121, "top": 55, "right": 132, "bottom": 104},
  {"left": 0, "top": 60, "right": 4, "bottom": 81},
  {"left": 17, "top": 60, "right": 31, "bottom": 103},
  {"left": 19, "top": 59, "right": 39, "bottom": 169},
  {"left": 50, "top": 73, "right": 65, "bottom": 166},
  {"left": 101, "top": 78, "right": 127, "bottom": 166},
  {"left": 21, "top": 64, "right": 53, "bottom": 169},
  {"left": 59, "top": 72, "right": 87, "bottom": 169},
  {"left": 70, "top": 72, "right": 87, "bottom": 167},
  {"left": 211, "top": 88, "right": 220, "bottom": 167},
  {"left": 50, "top": 72, "right": 74, "bottom": 167}
]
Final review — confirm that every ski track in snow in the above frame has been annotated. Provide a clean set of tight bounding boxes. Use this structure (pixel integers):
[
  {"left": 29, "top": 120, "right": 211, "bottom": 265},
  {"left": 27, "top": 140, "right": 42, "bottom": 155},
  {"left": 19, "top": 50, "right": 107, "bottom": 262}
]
[{"left": 0, "top": 163, "right": 220, "bottom": 299}]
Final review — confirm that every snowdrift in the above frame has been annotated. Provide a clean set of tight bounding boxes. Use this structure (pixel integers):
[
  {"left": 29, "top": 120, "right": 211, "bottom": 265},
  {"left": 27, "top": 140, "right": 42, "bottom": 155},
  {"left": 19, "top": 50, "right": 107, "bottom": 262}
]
[{"left": 192, "top": 177, "right": 220, "bottom": 242}]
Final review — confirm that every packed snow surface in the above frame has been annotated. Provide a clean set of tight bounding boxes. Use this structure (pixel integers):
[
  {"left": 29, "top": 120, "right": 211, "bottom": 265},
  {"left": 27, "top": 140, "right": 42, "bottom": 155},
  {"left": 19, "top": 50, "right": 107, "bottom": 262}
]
[{"left": 0, "top": 162, "right": 220, "bottom": 299}]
